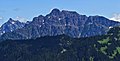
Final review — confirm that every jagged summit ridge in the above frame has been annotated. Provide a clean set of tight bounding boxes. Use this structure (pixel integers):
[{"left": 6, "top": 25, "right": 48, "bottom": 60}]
[{"left": 1, "top": 9, "right": 120, "bottom": 40}]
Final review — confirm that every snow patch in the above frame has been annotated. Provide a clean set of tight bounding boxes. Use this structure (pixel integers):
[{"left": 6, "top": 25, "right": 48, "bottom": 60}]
[
  {"left": 65, "top": 24, "right": 67, "bottom": 26},
  {"left": 48, "top": 16, "right": 51, "bottom": 19},
  {"left": 3, "top": 31, "right": 5, "bottom": 33},
  {"left": 11, "top": 21, "right": 15, "bottom": 24},
  {"left": 39, "top": 25, "right": 41, "bottom": 27},
  {"left": 109, "top": 26, "right": 113, "bottom": 29},
  {"left": 0, "top": 33, "right": 3, "bottom": 35},
  {"left": 58, "top": 18, "right": 61, "bottom": 20},
  {"left": 61, "top": 48, "right": 67, "bottom": 53},
  {"left": 42, "top": 20, "right": 44, "bottom": 22},
  {"left": 11, "top": 30, "right": 13, "bottom": 32}
]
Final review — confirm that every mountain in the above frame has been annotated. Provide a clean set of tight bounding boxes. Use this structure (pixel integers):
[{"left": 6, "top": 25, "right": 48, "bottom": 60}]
[
  {"left": 0, "top": 18, "right": 25, "bottom": 36},
  {"left": 0, "top": 26, "right": 120, "bottom": 61},
  {"left": 1, "top": 8, "right": 120, "bottom": 40}
]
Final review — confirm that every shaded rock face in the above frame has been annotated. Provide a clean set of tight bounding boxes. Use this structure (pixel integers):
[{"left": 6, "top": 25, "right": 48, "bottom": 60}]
[
  {"left": 0, "top": 18, "right": 25, "bottom": 36},
  {"left": 1, "top": 8, "right": 120, "bottom": 40}
]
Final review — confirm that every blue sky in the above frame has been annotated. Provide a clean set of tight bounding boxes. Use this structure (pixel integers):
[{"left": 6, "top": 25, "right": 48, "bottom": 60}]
[{"left": 0, "top": 0, "right": 120, "bottom": 25}]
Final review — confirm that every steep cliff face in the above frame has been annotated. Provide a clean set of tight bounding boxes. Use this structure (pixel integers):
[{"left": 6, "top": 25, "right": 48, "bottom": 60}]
[{"left": 1, "top": 8, "right": 120, "bottom": 40}]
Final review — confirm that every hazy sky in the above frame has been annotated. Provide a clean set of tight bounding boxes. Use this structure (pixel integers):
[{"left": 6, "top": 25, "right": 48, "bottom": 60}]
[{"left": 0, "top": 0, "right": 120, "bottom": 25}]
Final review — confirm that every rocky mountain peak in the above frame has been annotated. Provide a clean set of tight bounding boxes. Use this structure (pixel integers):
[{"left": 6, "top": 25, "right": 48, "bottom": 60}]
[
  {"left": 50, "top": 8, "right": 61, "bottom": 16},
  {"left": 1, "top": 9, "right": 120, "bottom": 40},
  {"left": 51, "top": 8, "right": 60, "bottom": 13},
  {"left": 0, "top": 18, "right": 26, "bottom": 36},
  {"left": 8, "top": 18, "right": 16, "bottom": 23}
]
